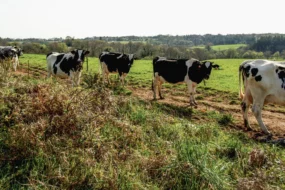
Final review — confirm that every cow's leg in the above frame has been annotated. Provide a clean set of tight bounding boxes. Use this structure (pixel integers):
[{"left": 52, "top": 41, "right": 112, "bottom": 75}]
[
  {"left": 118, "top": 72, "right": 125, "bottom": 86},
  {"left": 101, "top": 63, "right": 107, "bottom": 84},
  {"left": 12, "top": 57, "right": 18, "bottom": 71},
  {"left": 241, "top": 94, "right": 252, "bottom": 131},
  {"left": 153, "top": 74, "right": 163, "bottom": 99},
  {"left": 122, "top": 73, "right": 127, "bottom": 86},
  {"left": 252, "top": 98, "right": 271, "bottom": 135},
  {"left": 152, "top": 79, "right": 157, "bottom": 100},
  {"left": 156, "top": 77, "right": 164, "bottom": 99},
  {"left": 75, "top": 71, "right": 82, "bottom": 86},
  {"left": 158, "top": 81, "right": 164, "bottom": 99},
  {"left": 192, "top": 84, "right": 198, "bottom": 105},
  {"left": 69, "top": 72, "right": 77, "bottom": 87},
  {"left": 186, "top": 80, "right": 195, "bottom": 106}
]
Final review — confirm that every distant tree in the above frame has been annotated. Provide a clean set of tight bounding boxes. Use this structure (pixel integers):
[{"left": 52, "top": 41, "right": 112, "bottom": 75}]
[
  {"left": 273, "top": 51, "right": 280, "bottom": 60},
  {"left": 281, "top": 50, "right": 285, "bottom": 59},
  {"left": 64, "top": 36, "right": 74, "bottom": 47},
  {"left": 205, "top": 43, "right": 212, "bottom": 51},
  {"left": 225, "top": 49, "right": 237, "bottom": 58},
  {"left": 264, "top": 51, "right": 272, "bottom": 59},
  {"left": 47, "top": 42, "right": 68, "bottom": 53}
]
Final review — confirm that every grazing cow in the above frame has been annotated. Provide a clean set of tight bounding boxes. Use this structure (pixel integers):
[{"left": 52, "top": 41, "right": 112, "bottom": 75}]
[
  {"left": 152, "top": 57, "right": 213, "bottom": 106},
  {"left": 0, "top": 46, "right": 23, "bottom": 71},
  {"left": 46, "top": 49, "right": 89, "bottom": 86},
  {"left": 239, "top": 59, "right": 285, "bottom": 135},
  {"left": 99, "top": 51, "right": 134, "bottom": 85}
]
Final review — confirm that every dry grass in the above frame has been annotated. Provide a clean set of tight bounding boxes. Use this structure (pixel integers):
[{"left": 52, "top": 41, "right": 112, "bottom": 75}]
[{"left": 0, "top": 59, "right": 13, "bottom": 86}]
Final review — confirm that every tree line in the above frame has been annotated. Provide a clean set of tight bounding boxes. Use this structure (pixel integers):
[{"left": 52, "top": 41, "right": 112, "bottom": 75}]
[{"left": 1, "top": 34, "right": 285, "bottom": 60}]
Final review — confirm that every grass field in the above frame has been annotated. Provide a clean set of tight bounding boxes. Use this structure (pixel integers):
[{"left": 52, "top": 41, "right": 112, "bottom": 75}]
[
  {"left": 194, "top": 44, "right": 247, "bottom": 51},
  {"left": 19, "top": 54, "right": 244, "bottom": 93},
  {"left": 1, "top": 54, "right": 285, "bottom": 189}
]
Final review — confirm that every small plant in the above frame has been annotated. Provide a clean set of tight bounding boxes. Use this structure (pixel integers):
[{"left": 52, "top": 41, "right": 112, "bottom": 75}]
[
  {"left": 217, "top": 113, "right": 234, "bottom": 126},
  {"left": 82, "top": 72, "right": 103, "bottom": 88}
]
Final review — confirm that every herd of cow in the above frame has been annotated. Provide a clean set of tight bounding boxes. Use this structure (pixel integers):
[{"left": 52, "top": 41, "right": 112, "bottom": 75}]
[{"left": 1, "top": 47, "right": 285, "bottom": 136}]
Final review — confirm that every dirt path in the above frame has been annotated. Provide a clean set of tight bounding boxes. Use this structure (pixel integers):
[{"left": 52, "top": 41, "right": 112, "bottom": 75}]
[{"left": 129, "top": 86, "right": 285, "bottom": 143}]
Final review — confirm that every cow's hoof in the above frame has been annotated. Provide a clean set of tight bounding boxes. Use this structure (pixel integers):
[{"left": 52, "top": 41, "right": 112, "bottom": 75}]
[{"left": 266, "top": 133, "right": 273, "bottom": 140}]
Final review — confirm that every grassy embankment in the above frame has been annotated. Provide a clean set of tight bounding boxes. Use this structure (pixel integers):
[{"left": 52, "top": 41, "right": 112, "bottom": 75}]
[{"left": 0, "top": 54, "right": 284, "bottom": 189}]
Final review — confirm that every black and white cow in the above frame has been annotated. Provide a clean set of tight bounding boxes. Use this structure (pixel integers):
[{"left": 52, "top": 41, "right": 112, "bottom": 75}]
[
  {"left": 46, "top": 49, "right": 89, "bottom": 86},
  {"left": 239, "top": 59, "right": 285, "bottom": 135},
  {"left": 99, "top": 51, "right": 134, "bottom": 85},
  {"left": 152, "top": 57, "right": 213, "bottom": 106},
  {"left": 0, "top": 46, "right": 23, "bottom": 71}
]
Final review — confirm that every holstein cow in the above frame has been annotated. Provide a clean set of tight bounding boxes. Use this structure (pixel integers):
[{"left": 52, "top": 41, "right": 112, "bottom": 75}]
[
  {"left": 152, "top": 57, "right": 213, "bottom": 106},
  {"left": 99, "top": 51, "right": 134, "bottom": 85},
  {"left": 46, "top": 49, "right": 89, "bottom": 86},
  {"left": 0, "top": 46, "right": 23, "bottom": 71},
  {"left": 239, "top": 59, "right": 285, "bottom": 135}
]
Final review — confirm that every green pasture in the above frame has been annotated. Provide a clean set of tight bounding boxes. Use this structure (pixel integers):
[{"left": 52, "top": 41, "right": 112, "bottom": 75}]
[
  {"left": 193, "top": 44, "right": 247, "bottom": 51},
  {"left": 211, "top": 44, "right": 247, "bottom": 51},
  {"left": 19, "top": 54, "right": 246, "bottom": 93}
]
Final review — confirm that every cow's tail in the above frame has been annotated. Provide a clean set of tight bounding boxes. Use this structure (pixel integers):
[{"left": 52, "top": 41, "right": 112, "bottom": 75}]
[{"left": 239, "top": 64, "right": 245, "bottom": 100}]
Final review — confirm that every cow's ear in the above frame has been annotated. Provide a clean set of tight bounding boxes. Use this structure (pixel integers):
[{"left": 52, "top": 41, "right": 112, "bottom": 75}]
[
  {"left": 71, "top": 50, "right": 76, "bottom": 54},
  {"left": 85, "top": 50, "right": 90, "bottom": 55}
]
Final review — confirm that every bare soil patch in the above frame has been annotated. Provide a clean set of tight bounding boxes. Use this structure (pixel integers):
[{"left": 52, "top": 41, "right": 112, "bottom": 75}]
[{"left": 129, "top": 86, "right": 285, "bottom": 144}]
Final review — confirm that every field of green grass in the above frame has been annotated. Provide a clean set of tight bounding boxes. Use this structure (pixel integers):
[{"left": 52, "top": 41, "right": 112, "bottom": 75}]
[
  {"left": 193, "top": 44, "right": 247, "bottom": 51},
  {"left": 211, "top": 44, "right": 247, "bottom": 51},
  {"left": 19, "top": 54, "right": 244, "bottom": 93},
  {"left": 1, "top": 54, "right": 284, "bottom": 189}
]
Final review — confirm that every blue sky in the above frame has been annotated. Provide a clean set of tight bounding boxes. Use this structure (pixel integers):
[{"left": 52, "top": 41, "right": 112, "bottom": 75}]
[{"left": 1, "top": 0, "right": 284, "bottom": 39}]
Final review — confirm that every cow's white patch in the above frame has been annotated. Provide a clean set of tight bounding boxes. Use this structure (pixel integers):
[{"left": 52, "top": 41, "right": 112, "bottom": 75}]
[
  {"left": 117, "top": 54, "right": 123, "bottom": 59},
  {"left": 186, "top": 59, "right": 194, "bottom": 68},
  {"left": 77, "top": 50, "right": 83, "bottom": 62},
  {"left": 205, "top": 61, "right": 211, "bottom": 68},
  {"left": 129, "top": 54, "right": 134, "bottom": 61}
]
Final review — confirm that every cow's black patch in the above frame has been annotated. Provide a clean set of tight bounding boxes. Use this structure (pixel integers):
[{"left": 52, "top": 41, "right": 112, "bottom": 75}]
[
  {"left": 251, "top": 68, "right": 258, "bottom": 77},
  {"left": 255, "top": 75, "right": 262, "bottom": 82},
  {"left": 189, "top": 61, "right": 213, "bottom": 84},
  {"left": 153, "top": 59, "right": 188, "bottom": 83},
  {"left": 99, "top": 52, "right": 134, "bottom": 76},
  {"left": 244, "top": 65, "right": 251, "bottom": 78},
  {"left": 277, "top": 70, "right": 285, "bottom": 89}
]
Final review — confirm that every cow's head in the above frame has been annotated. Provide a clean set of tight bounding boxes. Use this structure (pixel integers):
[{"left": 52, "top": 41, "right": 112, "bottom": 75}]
[
  {"left": 71, "top": 49, "right": 90, "bottom": 64},
  {"left": 201, "top": 61, "right": 214, "bottom": 80},
  {"left": 13, "top": 46, "right": 23, "bottom": 56}
]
